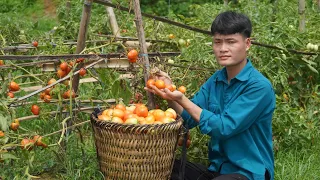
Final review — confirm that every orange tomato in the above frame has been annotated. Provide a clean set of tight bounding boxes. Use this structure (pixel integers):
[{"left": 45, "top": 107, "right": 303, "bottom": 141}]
[
  {"left": 32, "top": 41, "right": 38, "bottom": 47},
  {"left": 47, "top": 78, "right": 56, "bottom": 86},
  {"left": 145, "top": 115, "right": 155, "bottom": 124},
  {"left": 133, "top": 103, "right": 145, "bottom": 114},
  {"left": 31, "top": 105, "right": 40, "bottom": 115},
  {"left": 57, "top": 69, "right": 66, "bottom": 78},
  {"left": 178, "top": 86, "right": 186, "bottom": 93},
  {"left": 112, "top": 109, "right": 125, "bottom": 119},
  {"left": 135, "top": 105, "right": 149, "bottom": 117},
  {"left": 44, "top": 88, "right": 51, "bottom": 95},
  {"left": 165, "top": 84, "right": 174, "bottom": 92},
  {"left": 146, "top": 79, "right": 155, "bottom": 88},
  {"left": 155, "top": 80, "right": 166, "bottom": 89},
  {"left": 102, "top": 109, "right": 113, "bottom": 116},
  {"left": 115, "top": 104, "right": 126, "bottom": 111},
  {"left": 98, "top": 114, "right": 111, "bottom": 121},
  {"left": 0, "top": 60, "right": 4, "bottom": 66},
  {"left": 43, "top": 95, "right": 51, "bottom": 103},
  {"left": 76, "top": 58, "right": 85, "bottom": 63},
  {"left": 159, "top": 116, "right": 174, "bottom": 123},
  {"left": 153, "top": 109, "right": 165, "bottom": 121},
  {"left": 60, "top": 62, "right": 68, "bottom": 71},
  {"left": 79, "top": 68, "right": 86, "bottom": 76},
  {"left": 9, "top": 81, "right": 20, "bottom": 92},
  {"left": 7, "top": 92, "right": 14, "bottom": 98},
  {"left": 168, "top": 34, "right": 175, "bottom": 39},
  {"left": 127, "top": 49, "right": 138, "bottom": 62},
  {"left": 10, "top": 122, "right": 19, "bottom": 131},
  {"left": 0, "top": 131, "right": 4, "bottom": 137}
]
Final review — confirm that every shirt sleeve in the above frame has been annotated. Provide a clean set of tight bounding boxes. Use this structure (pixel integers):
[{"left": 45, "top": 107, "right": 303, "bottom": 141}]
[
  {"left": 180, "top": 76, "right": 214, "bottom": 129},
  {"left": 199, "top": 80, "right": 275, "bottom": 140}
]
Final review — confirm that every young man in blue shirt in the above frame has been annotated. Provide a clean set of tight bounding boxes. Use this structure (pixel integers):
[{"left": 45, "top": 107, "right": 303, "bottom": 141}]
[{"left": 145, "top": 11, "right": 275, "bottom": 180}]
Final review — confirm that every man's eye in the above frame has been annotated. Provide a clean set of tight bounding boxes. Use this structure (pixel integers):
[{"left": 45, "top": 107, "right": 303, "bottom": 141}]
[
  {"left": 214, "top": 41, "right": 221, "bottom": 44},
  {"left": 228, "top": 41, "right": 235, "bottom": 44}
]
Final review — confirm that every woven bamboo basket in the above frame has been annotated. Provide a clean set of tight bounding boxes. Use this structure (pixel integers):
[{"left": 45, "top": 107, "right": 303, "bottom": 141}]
[{"left": 90, "top": 110, "right": 183, "bottom": 180}]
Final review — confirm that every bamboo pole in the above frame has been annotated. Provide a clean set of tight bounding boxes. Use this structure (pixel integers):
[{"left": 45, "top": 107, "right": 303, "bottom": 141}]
[
  {"left": 224, "top": 0, "right": 228, "bottom": 6},
  {"left": 133, "top": 0, "right": 155, "bottom": 110},
  {"left": 105, "top": 0, "right": 121, "bottom": 37},
  {"left": 73, "top": 0, "right": 93, "bottom": 93},
  {"left": 298, "top": 0, "right": 306, "bottom": 32},
  {"left": 0, "top": 52, "right": 181, "bottom": 62}
]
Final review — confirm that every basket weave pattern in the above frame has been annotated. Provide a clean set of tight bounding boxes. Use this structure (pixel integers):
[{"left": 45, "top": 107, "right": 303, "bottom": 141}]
[{"left": 91, "top": 114, "right": 183, "bottom": 180}]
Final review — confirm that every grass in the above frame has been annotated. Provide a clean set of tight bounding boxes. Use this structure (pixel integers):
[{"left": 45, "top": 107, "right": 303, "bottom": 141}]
[{"left": 274, "top": 145, "right": 320, "bottom": 179}]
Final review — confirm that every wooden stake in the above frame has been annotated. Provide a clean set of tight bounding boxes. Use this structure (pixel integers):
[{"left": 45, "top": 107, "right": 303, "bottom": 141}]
[
  {"left": 132, "top": 0, "right": 155, "bottom": 110},
  {"left": 105, "top": 0, "right": 121, "bottom": 37},
  {"left": 73, "top": 0, "right": 93, "bottom": 93},
  {"left": 224, "top": 0, "right": 228, "bottom": 6},
  {"left": 298, "top": 0, "right": 306, "bottom": 32}
]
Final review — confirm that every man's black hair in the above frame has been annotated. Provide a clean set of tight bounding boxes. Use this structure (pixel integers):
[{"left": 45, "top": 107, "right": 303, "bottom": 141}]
[{"left": 211, "top": 11, "right": 252, "bottom": 38}]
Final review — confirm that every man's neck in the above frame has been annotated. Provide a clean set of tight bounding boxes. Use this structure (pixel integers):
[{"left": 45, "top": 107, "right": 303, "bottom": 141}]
[{"left": 226, "top": 59, "right": 247, "bottom": 83}]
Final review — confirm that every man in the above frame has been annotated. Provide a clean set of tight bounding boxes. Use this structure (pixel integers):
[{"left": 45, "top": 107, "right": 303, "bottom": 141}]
[{"left": 145, "top": 11, "right": 275, "bottom": 180}]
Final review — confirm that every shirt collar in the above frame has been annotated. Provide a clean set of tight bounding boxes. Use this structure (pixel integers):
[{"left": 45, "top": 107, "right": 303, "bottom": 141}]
[{"left": 215, "top": 59, "right": 253, "bottom": 82}]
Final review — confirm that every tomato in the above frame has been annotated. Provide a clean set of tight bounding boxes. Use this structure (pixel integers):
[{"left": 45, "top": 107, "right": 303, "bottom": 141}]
[
  {"left": 115, "top": 104, "right": 126, "bottom": 111},
  {"left": 47, "top": 78, "right": 56, "bottom": 86},
  {"left": 76, "top": 58, "right": 85, "bottom": 63},
  {"left": 44, "top": 88, "right": 51, "bottom": 95},
  {"left": 168, "top": 34, "right": 175, "bottom": 39},
  {"left": 33, "top": 135, "right": 47, "bottom": 147},
  {"left": 124, "top": 117, "right": 138, "bottom": 124},
  {"left": 0, "top": 60, "right": 4, "bottom": 66},
  {"left": 9, "top": 81, "right": 20, "bottom": 92},
  {"left": 112, "top": 109, "right": 125, "bottom": 119},
  {"left": 21, "top": 138, "right": 33, "bottom": 150},
  {"left": 165, "top": 84, "right": 174, "bottom": 92},
  {"left": 155, "top": 80, "right": 166, "bottom": 89},
  {"left": 31, "top": 105, "right": 40, "bottom": 115},
  {"left": 7, "top": 92, "right": 14, "bottom": 98},
  {"left": 178, "top": 86, "right": 186, "bottom": 94},
  {"left": 32, "top": 41, "right": 38, "bottom": 47},
  {"left": 40, "top": 92, "right": 45, "bottom": 99},
  {"left": 178, "top": 39, "right": 186, "bottom": 46},
  {"left": 146, "top": 79, "right": 155, "bottom": 88},
  {"left": 0, "top": 131, "right": 5, "bottom": 137},
  {"left": 127, "top": 49, "right": 138, "bottom": 62},
  {"left": 135, "top": 105, "right": 148, "bottom": 117},
  {"left": 43, "top": 95, "right": 51, "bottom": 103},
  {"left": 153, "top": 109, "right": 165, "bottom": 121},
  {"left": 111, "top": 117, "right": 123, "bottom": 124},
  {"left": 79, "top": 68, "right": 86, "bottom": 76},
  {"left": 98, "top": 114, "right": 111, "bottom": 121},
  {"left": 145, "top": 115, "right": 155, "bottom": 124},
  {"left": 63, "top": 90, "right": 76, "bottom": 99},
  {"left": 10, "top": 122, "right": 19, "bottom": 131},
  {"left": 60, "top": 62, "right": 68, "bottom": 71},
  {"left": 166, "top": 108, "right": 177, "bottom": 119},
  {"left": 57, "top": 69, "right": 66, "bottom": 78},
  {"left": 129, "top": 57, "right": 137, "bottom": 63}
]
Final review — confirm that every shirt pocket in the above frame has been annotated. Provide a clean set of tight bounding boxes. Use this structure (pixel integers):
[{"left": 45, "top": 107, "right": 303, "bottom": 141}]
[{"left": 208, "top": 104, "right": 221, "bottom": 114}]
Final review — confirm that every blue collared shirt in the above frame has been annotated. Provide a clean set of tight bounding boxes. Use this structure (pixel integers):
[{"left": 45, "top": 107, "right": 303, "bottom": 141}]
[{"left": 181, "top": 59, "right": 276, "bottom": 180}]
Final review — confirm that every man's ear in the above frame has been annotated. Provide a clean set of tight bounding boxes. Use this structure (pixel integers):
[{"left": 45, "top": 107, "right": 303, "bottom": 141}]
[{"left": 246, "top": 38, "right": 251, "bottom": 51}]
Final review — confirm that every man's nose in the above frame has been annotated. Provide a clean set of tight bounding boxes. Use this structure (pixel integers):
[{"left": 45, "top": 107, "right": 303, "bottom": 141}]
[{"left": 220, "top": 43, "right": 228, "bottom": 52}]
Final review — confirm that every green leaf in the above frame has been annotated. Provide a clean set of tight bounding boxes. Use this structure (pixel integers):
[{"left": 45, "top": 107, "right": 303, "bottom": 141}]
[
  {"left": 0, "top": 114, "right": 8, "bottom": 131},
  {"left": 307, "top": 64, "right": 319, "bottom": 74},
  {"left": 1, "top": 153, "right": 19, "bottom": 160}
]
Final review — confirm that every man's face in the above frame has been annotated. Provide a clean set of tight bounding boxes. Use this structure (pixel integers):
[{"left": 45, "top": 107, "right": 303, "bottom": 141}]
[{"left": 212, "top": 33, "right": 251, "bottom": 67}]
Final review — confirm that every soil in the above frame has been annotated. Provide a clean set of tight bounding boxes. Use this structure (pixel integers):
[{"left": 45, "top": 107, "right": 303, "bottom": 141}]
[{"left": 43, "top": 0, "right": 57, "bottom": 17}]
